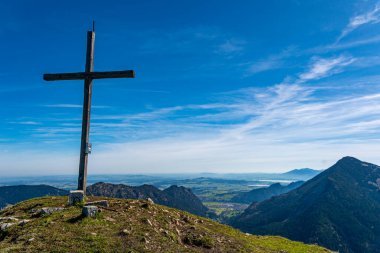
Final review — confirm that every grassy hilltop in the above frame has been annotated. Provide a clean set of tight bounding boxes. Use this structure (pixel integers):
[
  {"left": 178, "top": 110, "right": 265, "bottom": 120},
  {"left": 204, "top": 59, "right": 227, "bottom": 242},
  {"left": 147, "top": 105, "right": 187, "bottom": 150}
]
[{"left": 0, "top": 196, "right": 331, "bottom": 253}]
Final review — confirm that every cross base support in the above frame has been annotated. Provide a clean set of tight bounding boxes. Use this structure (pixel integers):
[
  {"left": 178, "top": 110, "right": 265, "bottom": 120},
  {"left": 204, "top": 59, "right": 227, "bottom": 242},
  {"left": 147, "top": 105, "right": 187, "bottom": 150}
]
[{"left": 68, "top": 190, "right": 85, "bottom": 206}]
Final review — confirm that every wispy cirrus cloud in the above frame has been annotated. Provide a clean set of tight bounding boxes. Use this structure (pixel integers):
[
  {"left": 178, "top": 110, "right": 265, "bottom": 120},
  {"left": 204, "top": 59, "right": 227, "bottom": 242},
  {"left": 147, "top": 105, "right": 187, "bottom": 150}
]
[
  {"left": 217, "top": 39, "right": 245, "bottom": 54},
  {"left": 338, "top": 2, "right": 380, "bottom": 41},
  {"left": 245, "top": 57, "right": 284, "bottom": 75},
  {"left": 244, "top": 48, "right": 296, "bottom": 75},
  {"left": 5, "top": 75, "right": 380, "bottom": 174},
  {"left": 316, "top": 35, "right": 380, "bottom": 53},
  {"left": 5, "top": 6, "right": 380, "bottom": 174},
  {"left": 29, "top": 55, "right": 359, "bottom": 144},
  {"left": 8, "top": 121, "right": 40, "bottom": 125},
  {"left": 85, "top": 81, "right": 380, "bottom": 173},
  {"left": 297, "top": 55, "right": 355, "bottom": 82}
]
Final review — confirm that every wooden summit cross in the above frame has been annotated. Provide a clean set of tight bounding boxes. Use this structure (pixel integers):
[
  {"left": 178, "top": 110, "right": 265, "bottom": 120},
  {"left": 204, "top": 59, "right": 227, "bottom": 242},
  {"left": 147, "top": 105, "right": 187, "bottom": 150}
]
[{"left": 43, "top": 26, "right": 135, "bottom": 194}]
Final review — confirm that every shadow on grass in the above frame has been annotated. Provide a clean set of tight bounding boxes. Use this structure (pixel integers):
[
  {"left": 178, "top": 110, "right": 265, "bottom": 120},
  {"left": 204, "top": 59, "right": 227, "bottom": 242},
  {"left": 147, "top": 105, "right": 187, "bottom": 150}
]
[
  {"left": 0, "top": 231, "right": 8, "bottom": 242},
  {"left": 67, "top": 214, "right": 85, "bottom": 223}
]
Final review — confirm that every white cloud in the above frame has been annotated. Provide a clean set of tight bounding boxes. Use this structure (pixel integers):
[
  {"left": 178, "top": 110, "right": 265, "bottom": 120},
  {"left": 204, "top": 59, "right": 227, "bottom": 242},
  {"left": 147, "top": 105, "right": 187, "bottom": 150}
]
[
  {"left": 9, "top": 52, "right": 376, "bottom": 175},
  {"left": 45, "top": 104, "right": 82, "bottom": 108},
  {"left": 9, "top": 121, "right": 40, "bottom": 125},
  {"left": 85, "top": 83, "right": 380, "bottom": 173},
  {"left": 7, "top": 49, "right": 374, "bottom": 175},
  {"left": 218, "top": 39, "right": 245, "bottom": 54},
  {"left": 246, "top": 58, "right": 283, "bottom": 75},
  {"left": 244, "top": 48, "right": 296, "bottom": 75},
  {"left": 298, "top": 55, "right": 355, "bottom": 82},
  {"left": 0, "top": 149, "right": 78, "bottom": 176},
  {"left": 338, "top": 2, "right": 380, "bottom": 41},
  {"left": 94, "top": 82, "right": 380, "bottom": 172},
  {"left": 6, "top": 77, "right": 380, "bottom": 174},
  {"left": 328, "top": 35, "right": 380, "bottom": 51}
]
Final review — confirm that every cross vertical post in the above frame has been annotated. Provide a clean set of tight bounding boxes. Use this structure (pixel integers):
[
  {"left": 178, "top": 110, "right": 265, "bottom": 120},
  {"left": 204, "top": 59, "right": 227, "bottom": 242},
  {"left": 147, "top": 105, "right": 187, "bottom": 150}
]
[
  {"left": 43, "top": 28, "right": 135, "bottom": 195},
  {"left": 78, "top": 31, "right": 95, "bottom": 194}
]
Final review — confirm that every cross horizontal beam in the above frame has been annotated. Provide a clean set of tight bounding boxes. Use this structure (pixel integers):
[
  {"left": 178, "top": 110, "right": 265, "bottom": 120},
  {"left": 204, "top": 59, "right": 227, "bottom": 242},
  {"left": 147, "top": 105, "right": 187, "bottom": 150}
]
[{"left": 43, "top": 70, "right": 135, "bottom": 81}]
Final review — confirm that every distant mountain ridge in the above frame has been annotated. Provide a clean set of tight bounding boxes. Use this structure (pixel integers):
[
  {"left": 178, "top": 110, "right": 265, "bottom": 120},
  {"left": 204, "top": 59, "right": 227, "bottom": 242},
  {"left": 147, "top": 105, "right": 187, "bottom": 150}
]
[
  {"left": 0, "top": 182, "right": 209, "bottom": 217},
  {"left": 280, "top": 168, "right": 321, "bottom": 180},
  {"left": 0, "top": 185, "right": 68, "bottom": 209},
  {"left": 231, "top": 157, "right": 380, "bottom": 253},
  {"left": 231, "top": 181, "right": 304, "bottom": 204},
  {"left": 87, "top": 182, "right": 209, "bottom": 217}
]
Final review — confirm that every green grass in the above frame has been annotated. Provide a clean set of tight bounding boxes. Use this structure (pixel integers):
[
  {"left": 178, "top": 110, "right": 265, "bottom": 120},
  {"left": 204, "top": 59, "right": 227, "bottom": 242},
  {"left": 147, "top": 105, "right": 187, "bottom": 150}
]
[{"left": 0, "top": 197, "right": 333, "bottom": 253}]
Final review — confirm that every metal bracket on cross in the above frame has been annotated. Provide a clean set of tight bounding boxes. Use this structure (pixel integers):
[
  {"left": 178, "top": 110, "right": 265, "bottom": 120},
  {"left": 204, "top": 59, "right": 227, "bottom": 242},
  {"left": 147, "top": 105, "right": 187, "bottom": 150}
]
[{"left": 85, "top": 143, "right": 92, "bottom": 154}]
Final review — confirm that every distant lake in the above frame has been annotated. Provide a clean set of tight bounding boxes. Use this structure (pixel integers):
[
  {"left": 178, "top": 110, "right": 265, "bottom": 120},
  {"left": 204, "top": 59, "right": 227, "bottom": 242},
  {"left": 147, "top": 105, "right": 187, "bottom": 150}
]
[
  {"left": 258, "top": 179, "right": 294, "bottom": 183},
  {"left": 248, "top": 184, "right": 270, "bottom": 187}
]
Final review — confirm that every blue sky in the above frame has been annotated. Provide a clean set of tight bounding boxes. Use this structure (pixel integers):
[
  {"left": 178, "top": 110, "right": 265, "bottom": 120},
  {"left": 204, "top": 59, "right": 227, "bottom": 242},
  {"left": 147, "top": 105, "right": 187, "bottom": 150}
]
[{"left": 1, "top": 0, "right": 380, "bottom": 175}]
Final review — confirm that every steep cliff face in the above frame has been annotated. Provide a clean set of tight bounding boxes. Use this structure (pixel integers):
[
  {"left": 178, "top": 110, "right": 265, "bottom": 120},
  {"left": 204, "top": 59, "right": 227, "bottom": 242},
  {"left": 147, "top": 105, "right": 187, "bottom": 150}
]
[
  {"left": 232, "top": 157, "right": 380, "bottom": 253},
  {"left": 87, "top": 182, "right": 208, "bottom": 217}
]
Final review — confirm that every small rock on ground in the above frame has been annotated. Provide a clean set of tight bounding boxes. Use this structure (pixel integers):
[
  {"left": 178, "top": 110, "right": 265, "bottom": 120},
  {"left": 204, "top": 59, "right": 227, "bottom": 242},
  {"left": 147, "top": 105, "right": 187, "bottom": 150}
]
[
  {"left": 85, "top": 200, "right": 109, "bottom": 207},
  {"left": 18, "top": 219, "right": 31, "bottom": 226},
  {"left": 40, "top": 207, "right": 64, "bottom": 215},
  {"left": 0, "top": 222, "right": 15, "bottom": 231},
  {"left": 82, "top": 205, "right": 98, "bottom": 218}
]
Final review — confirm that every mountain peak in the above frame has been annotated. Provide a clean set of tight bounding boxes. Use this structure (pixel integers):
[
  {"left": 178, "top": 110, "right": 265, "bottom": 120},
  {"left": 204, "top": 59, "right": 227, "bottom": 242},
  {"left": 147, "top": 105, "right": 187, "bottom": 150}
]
[
  {"left": 336, "top": 156, "right": 361, "bottom": 164},
  {"left": 331, "top": 156, "right": 375, "bottom": 175}
]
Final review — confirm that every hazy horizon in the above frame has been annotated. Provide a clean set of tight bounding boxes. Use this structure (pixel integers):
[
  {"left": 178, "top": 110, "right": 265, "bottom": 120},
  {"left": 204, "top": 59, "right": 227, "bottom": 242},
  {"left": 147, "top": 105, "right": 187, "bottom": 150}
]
[{"left": 0, "top": 167, "right": 322, "bottom": 178}]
